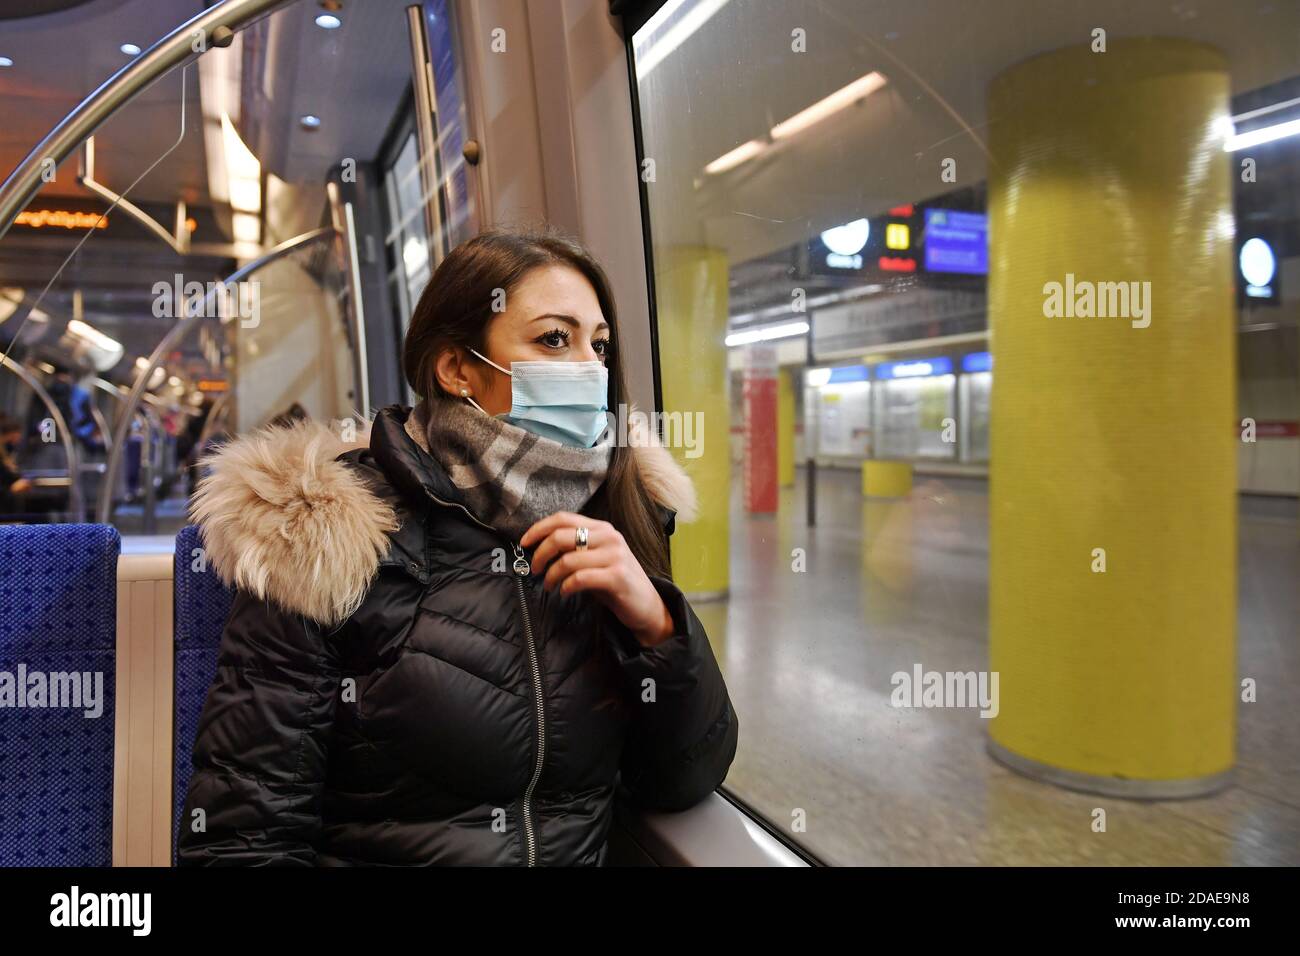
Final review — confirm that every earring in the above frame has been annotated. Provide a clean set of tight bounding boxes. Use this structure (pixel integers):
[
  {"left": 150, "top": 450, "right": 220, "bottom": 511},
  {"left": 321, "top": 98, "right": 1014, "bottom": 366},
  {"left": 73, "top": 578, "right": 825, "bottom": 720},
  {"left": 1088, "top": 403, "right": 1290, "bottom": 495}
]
[{"left": 460, "top": 388, "right": 469, "bottom": 397}]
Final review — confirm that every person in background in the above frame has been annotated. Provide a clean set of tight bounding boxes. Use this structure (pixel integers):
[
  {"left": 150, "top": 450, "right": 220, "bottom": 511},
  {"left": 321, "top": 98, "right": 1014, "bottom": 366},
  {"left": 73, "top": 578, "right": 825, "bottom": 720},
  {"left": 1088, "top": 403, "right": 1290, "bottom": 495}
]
[
  {"left": 176, "top": 398, "right": 214, "bottom": 498},
  {"left": 0, "top": 413, "right": 32, "bottom": 520},
  {"left": 30, "top": 363, "right": 103, "bottom": 453}
]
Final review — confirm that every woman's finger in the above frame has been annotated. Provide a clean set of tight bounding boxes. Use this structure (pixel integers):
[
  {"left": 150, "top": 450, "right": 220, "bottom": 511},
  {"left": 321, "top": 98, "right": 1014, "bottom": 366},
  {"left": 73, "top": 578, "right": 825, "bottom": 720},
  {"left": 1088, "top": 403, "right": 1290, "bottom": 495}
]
[
  {"left": 542, "top": 546, "right": 612, "bottom": 592},
  {"left": 558, "top": 566, "right": 618, "bottom": 598},
  {"left": 520, "top": 511, "right": 585, "bottom": 548},
  {"left": 530, "top": 521, "right": 609, "bottom": 576}
]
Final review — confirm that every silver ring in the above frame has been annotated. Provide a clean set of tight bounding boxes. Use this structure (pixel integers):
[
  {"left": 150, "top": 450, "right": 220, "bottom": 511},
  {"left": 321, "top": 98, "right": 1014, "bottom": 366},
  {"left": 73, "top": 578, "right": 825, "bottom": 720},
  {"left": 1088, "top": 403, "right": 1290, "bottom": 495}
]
[{"left": 574, "top": 526, "right": 589, "bottom": 551}]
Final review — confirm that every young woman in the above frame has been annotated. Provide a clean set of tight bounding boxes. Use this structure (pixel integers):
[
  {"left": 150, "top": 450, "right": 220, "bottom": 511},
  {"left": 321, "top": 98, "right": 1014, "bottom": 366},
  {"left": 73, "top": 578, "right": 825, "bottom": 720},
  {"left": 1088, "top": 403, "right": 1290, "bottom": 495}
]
[{"left": 178, "top": 227, "right": 738, "bottom": 866}]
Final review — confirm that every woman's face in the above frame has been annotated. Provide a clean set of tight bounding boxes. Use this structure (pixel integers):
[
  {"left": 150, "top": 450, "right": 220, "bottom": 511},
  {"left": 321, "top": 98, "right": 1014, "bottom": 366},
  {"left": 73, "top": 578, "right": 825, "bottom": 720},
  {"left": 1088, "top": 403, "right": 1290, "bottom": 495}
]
[{"left": 437, "top": 264, "right": 611, "bottom": 416}]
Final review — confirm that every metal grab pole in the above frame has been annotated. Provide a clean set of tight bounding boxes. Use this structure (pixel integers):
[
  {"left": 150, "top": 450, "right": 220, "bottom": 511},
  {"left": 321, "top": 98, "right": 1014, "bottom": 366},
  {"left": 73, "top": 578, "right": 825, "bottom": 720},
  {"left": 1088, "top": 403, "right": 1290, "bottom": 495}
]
[
  {"left": 326, "top": 183, "right": 372, "bottom": 417},
  {"left": 406, "top": 4, "right": 449, "bottom": 264}
]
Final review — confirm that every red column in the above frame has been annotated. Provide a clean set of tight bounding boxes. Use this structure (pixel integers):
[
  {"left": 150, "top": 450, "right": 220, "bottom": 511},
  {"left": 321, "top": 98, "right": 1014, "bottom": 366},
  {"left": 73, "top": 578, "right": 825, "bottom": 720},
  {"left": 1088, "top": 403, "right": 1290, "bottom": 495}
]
[{"left": 743, "top": 345, "right": 778, "bottom": 513}]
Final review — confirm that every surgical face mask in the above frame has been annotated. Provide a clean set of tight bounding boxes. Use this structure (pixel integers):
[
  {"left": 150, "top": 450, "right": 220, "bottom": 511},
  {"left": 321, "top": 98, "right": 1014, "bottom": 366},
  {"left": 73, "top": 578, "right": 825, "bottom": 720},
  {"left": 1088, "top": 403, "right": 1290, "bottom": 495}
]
[{"left": 465, "top": 348, "right": 610, "bottom": 447}]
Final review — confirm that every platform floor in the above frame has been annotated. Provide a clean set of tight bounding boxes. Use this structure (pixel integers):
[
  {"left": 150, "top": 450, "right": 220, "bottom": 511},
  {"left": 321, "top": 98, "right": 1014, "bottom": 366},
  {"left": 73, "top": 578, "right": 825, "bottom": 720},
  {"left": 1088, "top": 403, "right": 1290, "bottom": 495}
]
[{"left": 707, "top": 470, "right": 1300, "bottom": 865}]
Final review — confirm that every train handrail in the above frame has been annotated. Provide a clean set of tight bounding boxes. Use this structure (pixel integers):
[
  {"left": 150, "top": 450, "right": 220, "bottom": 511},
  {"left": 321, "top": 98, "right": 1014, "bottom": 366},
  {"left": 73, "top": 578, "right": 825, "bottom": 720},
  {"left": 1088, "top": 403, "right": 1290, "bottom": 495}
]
[{"left": 0, "top": 0, "right": 296, "bottom": 238}]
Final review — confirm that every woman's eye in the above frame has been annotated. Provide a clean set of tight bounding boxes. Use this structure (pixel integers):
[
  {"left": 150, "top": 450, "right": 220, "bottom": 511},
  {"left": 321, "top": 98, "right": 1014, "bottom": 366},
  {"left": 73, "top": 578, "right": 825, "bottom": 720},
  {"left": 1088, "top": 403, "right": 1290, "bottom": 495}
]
[
  {"left": 593, "top": 338, "right": 611, "bottom": 358},
  {"left": 538, "top": 329, "right": 569, "bottom": 349}
]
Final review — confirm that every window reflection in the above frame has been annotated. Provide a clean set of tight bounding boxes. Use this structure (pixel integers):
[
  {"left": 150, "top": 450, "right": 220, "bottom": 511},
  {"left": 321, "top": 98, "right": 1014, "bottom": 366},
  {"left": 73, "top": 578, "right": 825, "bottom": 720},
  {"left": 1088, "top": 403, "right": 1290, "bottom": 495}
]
[{"left": 633, "top": 0, "right": 1300, "bottom": 865}]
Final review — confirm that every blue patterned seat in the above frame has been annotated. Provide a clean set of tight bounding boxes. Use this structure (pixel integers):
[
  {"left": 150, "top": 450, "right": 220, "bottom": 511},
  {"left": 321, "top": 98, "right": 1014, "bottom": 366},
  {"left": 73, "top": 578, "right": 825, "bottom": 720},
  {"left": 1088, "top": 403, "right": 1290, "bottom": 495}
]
[
  {"left": 0, "top": 524, "right": 120, "bottom": 866},
  {"left": 171, "top": 524, "right": 233, "bottom": 864}
]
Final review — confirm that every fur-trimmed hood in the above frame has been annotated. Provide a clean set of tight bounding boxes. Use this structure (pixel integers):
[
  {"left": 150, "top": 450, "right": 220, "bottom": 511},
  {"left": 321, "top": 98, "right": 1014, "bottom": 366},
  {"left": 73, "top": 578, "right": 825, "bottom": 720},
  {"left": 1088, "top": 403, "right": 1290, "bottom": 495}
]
[{"left": 189, "top": 403, "right": 697, "bottom": 626}]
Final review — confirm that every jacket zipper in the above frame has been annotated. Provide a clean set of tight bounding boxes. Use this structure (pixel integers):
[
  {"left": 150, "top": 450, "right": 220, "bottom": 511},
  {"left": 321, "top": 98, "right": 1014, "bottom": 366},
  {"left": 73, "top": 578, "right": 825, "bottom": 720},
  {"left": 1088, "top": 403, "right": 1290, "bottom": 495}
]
[
  {"left": 421, "top": 487, "right": 546, "bottom": 867},
  {"left": 512, "top": 543, "right": 545, "bottom": 867}
]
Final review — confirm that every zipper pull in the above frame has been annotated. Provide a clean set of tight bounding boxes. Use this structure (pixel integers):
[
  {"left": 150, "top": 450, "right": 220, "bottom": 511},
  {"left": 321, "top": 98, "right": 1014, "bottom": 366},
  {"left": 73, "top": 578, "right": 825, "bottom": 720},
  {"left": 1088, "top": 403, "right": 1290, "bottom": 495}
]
[{"left": 512, "top": 542, "right": 530, "bottom": 577}]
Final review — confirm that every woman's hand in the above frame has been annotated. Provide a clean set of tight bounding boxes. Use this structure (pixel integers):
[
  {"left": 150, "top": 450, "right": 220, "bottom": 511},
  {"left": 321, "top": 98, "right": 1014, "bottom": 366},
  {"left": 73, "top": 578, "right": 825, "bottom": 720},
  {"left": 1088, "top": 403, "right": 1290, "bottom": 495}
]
[{"left": 521, "top": 511, "right": 674, "bottom": 647}]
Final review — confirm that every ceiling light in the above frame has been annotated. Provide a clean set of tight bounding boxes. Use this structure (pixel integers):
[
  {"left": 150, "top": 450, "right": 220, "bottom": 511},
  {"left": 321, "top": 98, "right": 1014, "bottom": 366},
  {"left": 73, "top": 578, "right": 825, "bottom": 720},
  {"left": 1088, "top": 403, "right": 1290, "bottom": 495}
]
[
  {"left": 315, "top": 14, "right": 342, "bottom": 29},
  {"left": 771, "top": 71, "right": 887, "bottom": 140},
  {"left": 725, "top": 321, "right": 809, "bottom": 347},
  {"left": 1224, "top": 117, "right": 1300, "bottom": 151},
  {"left": 232, "top": 212, "right": 261, "bottom": 243},
  {"left": 634, "top": 0, "right": 732, "bottom": 79},
  {"left": 228, "top": 178, "right": 261, "bottom": 214},
  {"left": 120, "top": 43, "right": 141, "bottom": 56},
  {"left": 220, "top": 113, "right": 260, "bottom": 180},
  {"left": 703, "top": 72, "right": 888, "bottom": 176},
  {"left": 300, "top": 114, "right": 322, "bottom": 130},
  {"left": 704, "top": 138, "right": 764, "bottom": 175},
  {"left": 66, "top": 319, "right": 124, "bottom": 372},
  {"left": 0, "top": 57, "right": 12, "bottom": 67}
]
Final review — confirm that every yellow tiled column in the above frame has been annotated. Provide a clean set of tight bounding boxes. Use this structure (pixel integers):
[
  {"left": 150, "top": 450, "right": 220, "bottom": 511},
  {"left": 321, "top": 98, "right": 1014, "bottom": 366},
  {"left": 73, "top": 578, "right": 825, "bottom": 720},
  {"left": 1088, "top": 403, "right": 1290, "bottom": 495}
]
[
  {"left": 656, "top": 245, "right": 730, "bottom": 599},
  {"left": 778, "top": 367, "right": 795, "bottom": 487},
  {"left": 986, "top": 39, "right": 1237, "bottom": 796}
]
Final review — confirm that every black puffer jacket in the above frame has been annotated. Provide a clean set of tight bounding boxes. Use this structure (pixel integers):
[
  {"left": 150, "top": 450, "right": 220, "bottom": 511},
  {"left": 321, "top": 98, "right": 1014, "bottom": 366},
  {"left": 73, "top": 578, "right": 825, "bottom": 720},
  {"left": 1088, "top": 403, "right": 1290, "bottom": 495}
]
[{"left": 178, "top": 403, "right": 737, "bottom": 866}]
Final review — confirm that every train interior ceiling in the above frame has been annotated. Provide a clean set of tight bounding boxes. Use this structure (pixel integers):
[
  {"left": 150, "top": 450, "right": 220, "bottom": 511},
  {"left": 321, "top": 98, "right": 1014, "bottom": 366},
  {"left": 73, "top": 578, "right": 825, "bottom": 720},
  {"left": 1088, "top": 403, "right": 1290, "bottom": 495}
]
[{"left": 0, "top": 0, "right": 1297, "bottom": 867}]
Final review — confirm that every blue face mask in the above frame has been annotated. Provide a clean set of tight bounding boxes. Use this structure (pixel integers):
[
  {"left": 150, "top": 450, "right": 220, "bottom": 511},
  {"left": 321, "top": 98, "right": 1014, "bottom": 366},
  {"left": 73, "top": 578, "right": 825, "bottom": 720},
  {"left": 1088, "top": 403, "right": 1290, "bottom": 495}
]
[{"left": 465, "top": 348, "right": 610, "bottom": 447}]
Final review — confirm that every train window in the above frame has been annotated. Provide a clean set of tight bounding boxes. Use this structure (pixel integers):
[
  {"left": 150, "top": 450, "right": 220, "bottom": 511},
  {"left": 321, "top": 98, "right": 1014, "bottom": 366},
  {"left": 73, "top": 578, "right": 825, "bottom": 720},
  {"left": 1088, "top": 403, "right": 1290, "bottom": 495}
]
[
  {"left": 383, "top": 127, "right": 433, "bottom": 341},
  {"left": 630, "top": 0, "right": 1300, "bottom": 865}
]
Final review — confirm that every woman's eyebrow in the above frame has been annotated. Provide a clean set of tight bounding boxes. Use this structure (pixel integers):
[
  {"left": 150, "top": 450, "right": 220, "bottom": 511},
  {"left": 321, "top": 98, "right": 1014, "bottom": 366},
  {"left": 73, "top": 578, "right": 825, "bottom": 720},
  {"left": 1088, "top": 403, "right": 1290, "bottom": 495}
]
[{"left": 530, "top": 312, "right": 610, "bottom": 333}]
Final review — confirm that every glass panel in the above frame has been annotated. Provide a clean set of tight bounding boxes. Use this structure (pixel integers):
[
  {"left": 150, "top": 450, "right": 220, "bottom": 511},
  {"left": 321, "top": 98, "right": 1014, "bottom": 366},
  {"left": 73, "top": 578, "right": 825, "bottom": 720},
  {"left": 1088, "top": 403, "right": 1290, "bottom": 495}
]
[
  {"left": 0, "top": 0, "right": 470, "bottom": 533},
  {"left": 632, "top": 0, "right": 1300, "bottom": 865}
]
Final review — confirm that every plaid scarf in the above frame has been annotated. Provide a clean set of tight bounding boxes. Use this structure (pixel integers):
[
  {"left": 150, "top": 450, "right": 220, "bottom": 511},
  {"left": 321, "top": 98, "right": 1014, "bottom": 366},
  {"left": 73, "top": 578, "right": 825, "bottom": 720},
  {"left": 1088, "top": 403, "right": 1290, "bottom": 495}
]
[{"left": 419, "top": 397, "right": 612, "bottom": 542}]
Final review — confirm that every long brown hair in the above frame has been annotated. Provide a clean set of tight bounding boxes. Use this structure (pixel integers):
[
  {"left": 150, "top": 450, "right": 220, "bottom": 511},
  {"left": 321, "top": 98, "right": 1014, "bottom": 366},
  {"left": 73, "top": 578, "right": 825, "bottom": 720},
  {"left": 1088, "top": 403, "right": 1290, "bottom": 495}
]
[{"left": 402, "top": 225, "right": 671, "bottom": 579}]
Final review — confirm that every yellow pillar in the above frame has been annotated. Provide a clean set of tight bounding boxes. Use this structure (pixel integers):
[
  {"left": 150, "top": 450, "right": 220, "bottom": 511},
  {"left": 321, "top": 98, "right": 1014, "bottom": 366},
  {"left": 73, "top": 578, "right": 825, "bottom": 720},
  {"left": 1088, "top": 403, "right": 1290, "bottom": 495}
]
[
  {"left": 987, "top": 39, "right": 1236, "bottom": 796},
  {"left": 863, "top": 460, "right": 913, "bottom": 498},
  {"left": 656, "top": 246, "right": 729, "bottom": 599},
  {"left": 777, "top": 367, "right": 795, "bottom": 487}
]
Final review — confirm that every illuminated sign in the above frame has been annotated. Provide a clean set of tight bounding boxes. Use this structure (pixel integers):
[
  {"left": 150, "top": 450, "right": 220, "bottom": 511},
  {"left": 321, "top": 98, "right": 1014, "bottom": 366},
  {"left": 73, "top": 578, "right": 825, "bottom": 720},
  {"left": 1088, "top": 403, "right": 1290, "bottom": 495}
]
[
  {"left": 825, "top": 365, "right": 869, "bottom": 384},
  {"left": 196, "top": 380, "right": 230, "bottom": 392},
  {"left": 820, "top": 218, "right": 869, "bottom": 256},
  {"left": 15, "top": 209, "right": 108, "bottom": 230},
  {"left": 874, "top": 357, "right": 953, "bottom": 379},
  {"left": 879, "top": 255, "right": 917, "bottom": 272},
  {"left": 924, "top": 208, "right": 988, "bottom": 275},
  {"left": 961, "top": 351, "right": 992, "bottom": 373},
  {"left": 1240, "top": 237, "right": 1276, "bottom": 298},
  {"left": 885, "top": 223, "right": 911, "bottom": 250}
]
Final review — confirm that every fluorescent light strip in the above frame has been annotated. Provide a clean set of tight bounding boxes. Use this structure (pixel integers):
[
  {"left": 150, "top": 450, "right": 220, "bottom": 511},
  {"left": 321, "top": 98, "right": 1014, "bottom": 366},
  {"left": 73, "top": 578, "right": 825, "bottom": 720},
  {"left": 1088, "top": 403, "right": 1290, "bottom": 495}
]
[
  {"left": 771, "top": 71, "right": 886, "bottom": 141},
  {"left": 1232, "top": 95, "right": 1300, "bottom": 124},
  {"left": 725, "top": 320, "right": 809, "bottom": 347},
  {"left": 1224, "top": 117, "right": 1300, "bottom": 151},
  {"left": 705, "top": 71, "right": 887, "bottom": 175},
  {"left": 728, "top": 283, "right": 886, "bottom": 328},
  {"left": 66, "top": 319, "right": 122, "bottom": 353},
  {"left": 635, "top": 0, "right": 731, "bottom": 79},
  {"left": 704, "top": 138, "right": 765, "bottom": 175}
]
